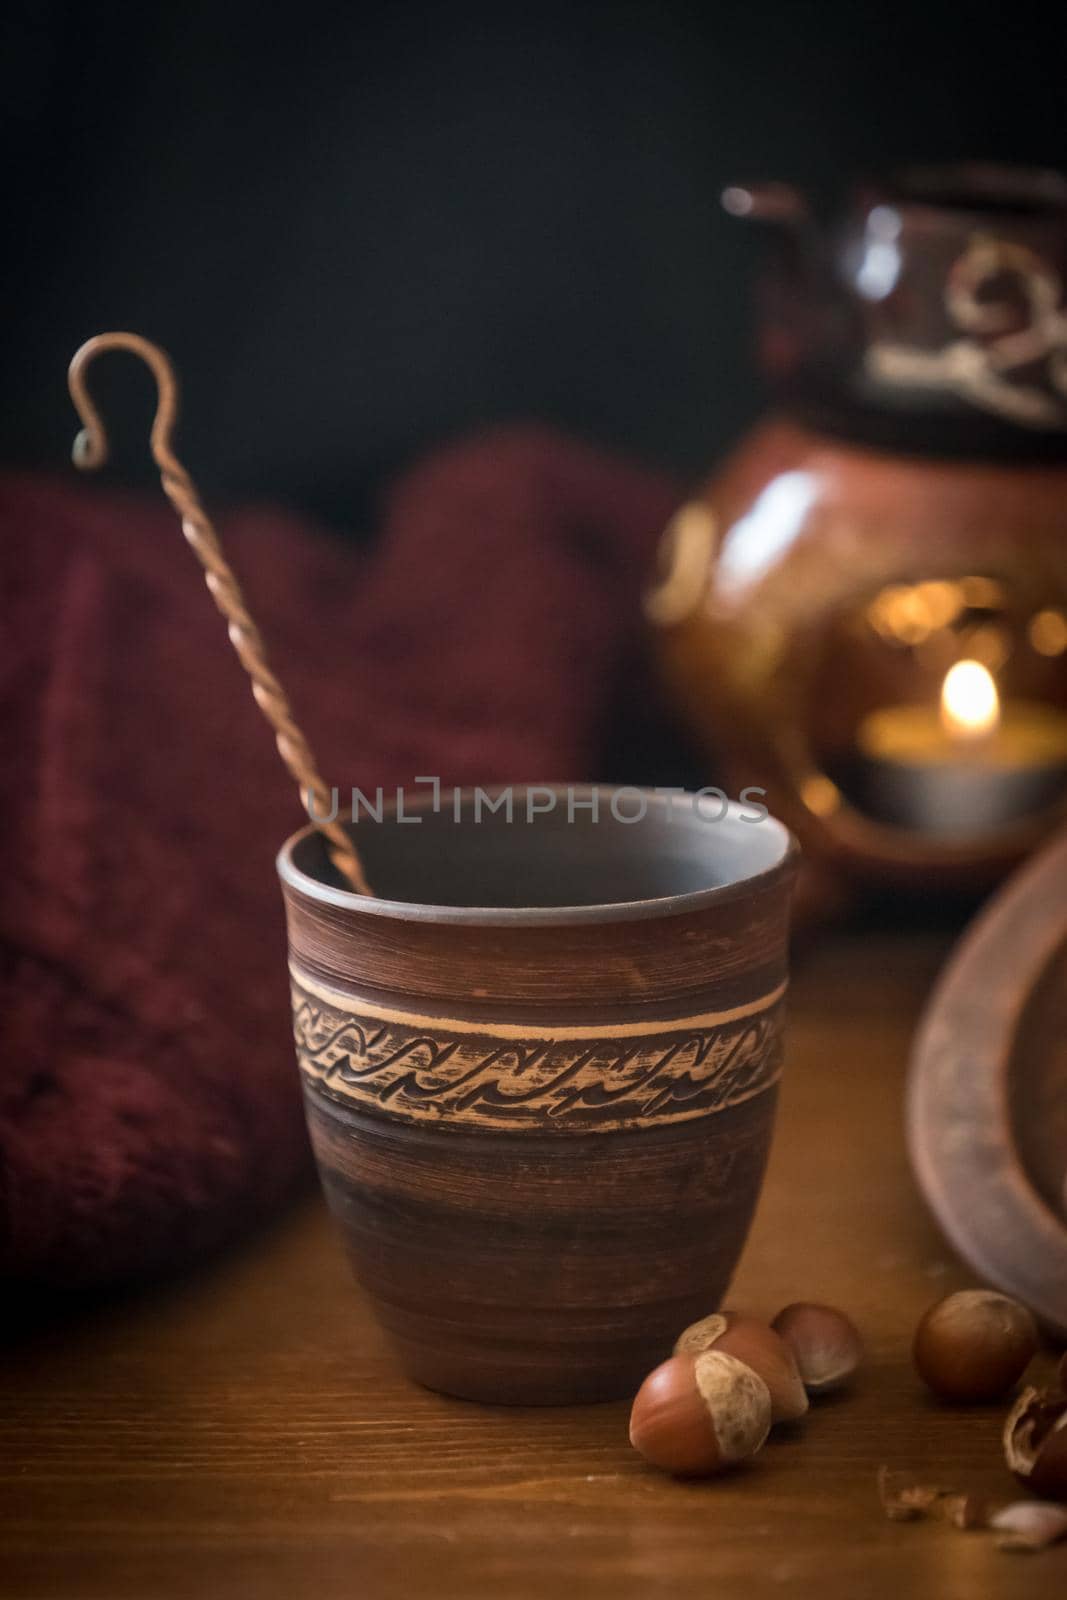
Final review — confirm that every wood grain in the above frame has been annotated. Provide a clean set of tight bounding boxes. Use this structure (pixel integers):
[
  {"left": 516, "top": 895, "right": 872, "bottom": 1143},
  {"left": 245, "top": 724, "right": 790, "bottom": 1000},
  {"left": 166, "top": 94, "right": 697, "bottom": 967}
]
[{"left": 3, "top": 924, "right": 1065, "bottom": 1599}]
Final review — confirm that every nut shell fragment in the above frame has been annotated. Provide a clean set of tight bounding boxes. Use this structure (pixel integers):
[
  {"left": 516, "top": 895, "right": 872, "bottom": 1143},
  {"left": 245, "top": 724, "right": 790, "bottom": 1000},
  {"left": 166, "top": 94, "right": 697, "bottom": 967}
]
[
  {"left": 991, "top": 1500, "right": 1067, "bottom": 1551},
  {"left": 877, "top": 1468, "right": 951, "bottom": 1522},
  {"left": 940, "top": 1493, "right": 992, "bottom": 1531},
  {"left": 1004, "top": 1387, "right": 1067, "bottom": 1502}
]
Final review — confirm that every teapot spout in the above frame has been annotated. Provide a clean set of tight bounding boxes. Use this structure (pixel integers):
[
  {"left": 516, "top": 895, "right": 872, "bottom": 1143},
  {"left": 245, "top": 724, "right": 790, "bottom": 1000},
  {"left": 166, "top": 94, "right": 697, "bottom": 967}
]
[{"left": 722, "top": 182, "right": 810, "bottom": 226}]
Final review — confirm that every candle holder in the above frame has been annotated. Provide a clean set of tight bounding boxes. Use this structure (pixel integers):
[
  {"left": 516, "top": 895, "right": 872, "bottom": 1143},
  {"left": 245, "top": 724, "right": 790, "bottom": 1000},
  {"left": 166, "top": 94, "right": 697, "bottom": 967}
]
[{"left": 648, "top": 164, "right": 1067, "bottom": 892}]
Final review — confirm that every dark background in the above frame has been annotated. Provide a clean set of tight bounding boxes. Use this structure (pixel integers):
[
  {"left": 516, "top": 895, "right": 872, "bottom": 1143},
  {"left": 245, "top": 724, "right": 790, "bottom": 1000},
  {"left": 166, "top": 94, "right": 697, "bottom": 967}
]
[{"left": 4, "top": 0, "right": 1066, "bottom": 534}]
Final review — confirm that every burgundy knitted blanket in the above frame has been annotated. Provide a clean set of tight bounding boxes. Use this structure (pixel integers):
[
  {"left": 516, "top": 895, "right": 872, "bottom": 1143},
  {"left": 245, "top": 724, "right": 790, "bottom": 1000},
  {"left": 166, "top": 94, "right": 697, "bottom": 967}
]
[{"left": 0, "top": 428, "right": 677, "bottom": 1288}]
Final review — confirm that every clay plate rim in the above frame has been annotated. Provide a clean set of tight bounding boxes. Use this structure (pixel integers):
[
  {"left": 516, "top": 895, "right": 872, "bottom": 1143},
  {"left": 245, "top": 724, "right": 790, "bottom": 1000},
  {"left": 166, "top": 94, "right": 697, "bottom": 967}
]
[{"left": 907, "top": 827, "right": 1067, "bottom": 1336}]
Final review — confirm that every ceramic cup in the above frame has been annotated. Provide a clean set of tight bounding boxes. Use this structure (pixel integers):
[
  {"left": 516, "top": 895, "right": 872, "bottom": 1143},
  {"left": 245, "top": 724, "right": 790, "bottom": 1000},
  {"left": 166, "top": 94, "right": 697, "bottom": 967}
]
[{"left": 277, "top": 787, "right": 796, "bottom": 1404}]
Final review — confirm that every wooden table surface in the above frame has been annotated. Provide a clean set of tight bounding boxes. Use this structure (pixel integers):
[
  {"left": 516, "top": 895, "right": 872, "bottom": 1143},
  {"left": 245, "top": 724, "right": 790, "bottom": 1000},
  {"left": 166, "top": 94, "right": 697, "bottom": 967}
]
[{"left": 4, "top": 921, "right": 1065, "bottom": 1599}]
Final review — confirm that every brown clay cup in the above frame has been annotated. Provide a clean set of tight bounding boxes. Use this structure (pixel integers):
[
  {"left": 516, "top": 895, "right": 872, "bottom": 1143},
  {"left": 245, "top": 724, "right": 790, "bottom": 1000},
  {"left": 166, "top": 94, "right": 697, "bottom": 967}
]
[{"left": 277, "top": 787, "right": 796, "bottom": 1404}]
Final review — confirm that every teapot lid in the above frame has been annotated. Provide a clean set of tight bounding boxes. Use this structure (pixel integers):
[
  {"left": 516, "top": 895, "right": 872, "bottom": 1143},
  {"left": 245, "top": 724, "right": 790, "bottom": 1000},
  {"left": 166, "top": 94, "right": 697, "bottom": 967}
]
[{"left": 730, "top": 163, "right": 1067, "bottom": 461}]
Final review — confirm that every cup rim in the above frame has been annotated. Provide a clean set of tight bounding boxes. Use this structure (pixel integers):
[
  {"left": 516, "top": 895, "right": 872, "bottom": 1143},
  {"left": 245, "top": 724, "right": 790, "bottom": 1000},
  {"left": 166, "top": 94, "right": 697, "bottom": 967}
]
[{"left": 276, "top": 785, "right": 798, "bottom": 926}]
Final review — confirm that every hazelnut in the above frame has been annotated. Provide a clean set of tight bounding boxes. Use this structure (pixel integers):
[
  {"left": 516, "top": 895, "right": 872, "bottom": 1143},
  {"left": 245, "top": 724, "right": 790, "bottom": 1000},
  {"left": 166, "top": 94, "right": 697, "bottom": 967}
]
[
  {"left": 877, "top": 1467, "right": 952, "bottom": 1522},
  {"left": 628, "top": 1350, "right": 772, "bottom": 1475},
  {"left": 770, "top": 1302, "right": 863, "bottom": 1393},
  {"left": 914, "top": 1290, "right": 1037, "bottom": 1403},
  {"left": 1004, "top": 1387, "right": 1067, "bottom": 1502},
  {"left": 991, "top": 1500, "right": 1067, "bottom": 1552},
  {"left": 674, "top": 1312, "right": 808, "bottom": 1423}
]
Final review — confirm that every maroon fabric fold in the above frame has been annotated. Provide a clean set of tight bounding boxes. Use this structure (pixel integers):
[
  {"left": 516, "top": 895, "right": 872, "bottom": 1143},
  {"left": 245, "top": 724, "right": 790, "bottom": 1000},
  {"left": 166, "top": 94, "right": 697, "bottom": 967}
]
[{"left": 0, "top": 427, "right": 678, "bottom": 1287}]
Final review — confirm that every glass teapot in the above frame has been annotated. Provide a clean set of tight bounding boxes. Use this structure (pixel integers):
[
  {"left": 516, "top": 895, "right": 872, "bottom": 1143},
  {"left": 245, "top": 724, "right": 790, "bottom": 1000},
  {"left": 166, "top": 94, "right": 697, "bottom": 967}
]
[{"left": 647, "top": 165, "right": 1067, "bottom": 892}]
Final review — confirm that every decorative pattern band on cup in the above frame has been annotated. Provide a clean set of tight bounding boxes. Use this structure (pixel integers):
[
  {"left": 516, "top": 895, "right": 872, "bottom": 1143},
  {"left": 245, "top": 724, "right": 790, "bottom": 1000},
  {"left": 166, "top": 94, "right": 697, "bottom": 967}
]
[{"left": 289, "top": 968, "right": 787, "bottom": 1133}]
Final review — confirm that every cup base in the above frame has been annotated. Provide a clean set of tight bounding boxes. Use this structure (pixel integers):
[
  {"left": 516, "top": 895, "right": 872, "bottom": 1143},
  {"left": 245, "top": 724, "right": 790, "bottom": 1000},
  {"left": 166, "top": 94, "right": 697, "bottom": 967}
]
[
  {"left": 384, "top": 1325, "right": 706, "bottom": 1407},
  {"left": 307, "top": 1088, "right": 778, "bottom": 1407}
]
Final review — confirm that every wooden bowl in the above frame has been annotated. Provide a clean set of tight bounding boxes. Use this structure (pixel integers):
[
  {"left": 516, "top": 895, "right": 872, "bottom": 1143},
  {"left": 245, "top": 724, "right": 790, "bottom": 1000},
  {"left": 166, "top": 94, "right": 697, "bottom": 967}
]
[
  {"left": 277, "top": 788, "right": 796, "bottom": 1404},
  {"left": 908, "top": 827, "right": 1067, "bottom": 1336}
]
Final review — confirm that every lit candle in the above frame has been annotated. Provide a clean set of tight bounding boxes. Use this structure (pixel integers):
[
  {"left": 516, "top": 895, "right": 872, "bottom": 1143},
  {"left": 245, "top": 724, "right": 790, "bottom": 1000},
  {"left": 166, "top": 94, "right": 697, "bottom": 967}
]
[{"left": 857, "top": 661, "right": 1067, "bottom": 836}]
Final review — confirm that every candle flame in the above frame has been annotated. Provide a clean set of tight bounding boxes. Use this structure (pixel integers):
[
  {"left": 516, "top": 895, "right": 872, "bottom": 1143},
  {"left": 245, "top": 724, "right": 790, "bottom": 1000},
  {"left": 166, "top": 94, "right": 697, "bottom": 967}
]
[{"left": 940, "top": 660, "right": 1000, "bottom": 741}]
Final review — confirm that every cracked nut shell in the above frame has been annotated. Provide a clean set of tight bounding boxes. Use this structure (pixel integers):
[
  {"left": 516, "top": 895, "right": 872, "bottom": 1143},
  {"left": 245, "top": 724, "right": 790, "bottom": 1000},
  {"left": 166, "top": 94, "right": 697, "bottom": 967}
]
[
  {"left": 1004, "top": 1387, "right": 1067, "bottom": 1502},
  {"left": 770, "top": 1302, "right": 863, "bottom": 1394},
  {"left": 991, "top": 1500, "right": 1067, "bottom": 1551}
]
